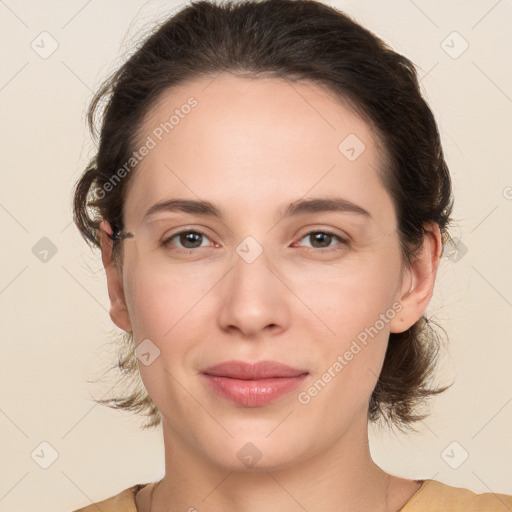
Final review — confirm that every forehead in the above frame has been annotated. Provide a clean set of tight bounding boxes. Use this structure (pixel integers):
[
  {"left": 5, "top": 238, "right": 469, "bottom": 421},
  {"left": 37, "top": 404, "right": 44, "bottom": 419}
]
[{"left": 124, "top": 72, "right": 394, "bottom": 229}]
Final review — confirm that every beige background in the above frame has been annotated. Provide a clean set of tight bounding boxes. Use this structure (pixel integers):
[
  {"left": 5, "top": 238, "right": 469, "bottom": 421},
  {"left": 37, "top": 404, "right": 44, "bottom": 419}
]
[{"left": 1, "top": 0, "right": 511, "bottom": 510}]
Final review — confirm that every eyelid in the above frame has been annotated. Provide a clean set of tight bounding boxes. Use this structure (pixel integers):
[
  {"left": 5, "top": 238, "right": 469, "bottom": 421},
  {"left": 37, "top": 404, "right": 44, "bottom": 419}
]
[
  {"left": 292, "top": 224, "right": 351, "bottom": 243},
  {"left": 292, "top": 229, "right": 350, "bottom": 250},
  {"left": 161, "top": 226, "right": 350, "bottom": 252},
  {"left": 162, "top": 229, "right": 218, "bottom": 251},
  {"left": 161, "top": 225, "right": 218, "bottom": 243}
]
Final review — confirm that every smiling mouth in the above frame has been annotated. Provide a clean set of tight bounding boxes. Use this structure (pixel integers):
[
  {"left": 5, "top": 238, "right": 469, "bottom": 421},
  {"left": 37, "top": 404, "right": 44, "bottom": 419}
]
[{"left": 201, "top": 373, "right": 309, "bottom": 407}]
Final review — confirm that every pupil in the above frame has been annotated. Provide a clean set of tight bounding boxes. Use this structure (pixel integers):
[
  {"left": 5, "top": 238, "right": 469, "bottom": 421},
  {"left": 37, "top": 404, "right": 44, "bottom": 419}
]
[
  {"left": 312, "top": 233, "right": 330, "bottom": 248},
  {"left": 181, "top": 232, "right": 202, "bottom": 248}
]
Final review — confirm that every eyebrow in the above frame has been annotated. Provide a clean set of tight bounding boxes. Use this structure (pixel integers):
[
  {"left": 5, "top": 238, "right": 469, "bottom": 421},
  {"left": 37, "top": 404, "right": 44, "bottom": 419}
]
[{"left": 142, "top": 196, "right": 372, "bottom": 222}]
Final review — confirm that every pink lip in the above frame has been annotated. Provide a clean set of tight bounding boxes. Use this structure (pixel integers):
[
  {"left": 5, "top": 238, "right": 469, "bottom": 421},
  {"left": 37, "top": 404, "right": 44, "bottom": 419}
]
[
  {"left": 201, "top": 360, "right": 309, "bottom": 407},
  {"left": 202, "top": 360, "right": 308, "bottom": 379}
]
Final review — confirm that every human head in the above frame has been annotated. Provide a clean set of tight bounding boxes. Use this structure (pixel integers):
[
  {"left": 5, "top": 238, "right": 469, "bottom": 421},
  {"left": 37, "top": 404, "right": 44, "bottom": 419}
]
[{"left": 73, "top": 0, "right": 453, "bottom": 433}]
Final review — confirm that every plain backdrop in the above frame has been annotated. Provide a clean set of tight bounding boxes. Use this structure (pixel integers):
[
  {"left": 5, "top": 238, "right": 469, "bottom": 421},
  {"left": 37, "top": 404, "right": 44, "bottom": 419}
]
[{"left": 1, "top": 1, "right": 511, "bottom": 511}]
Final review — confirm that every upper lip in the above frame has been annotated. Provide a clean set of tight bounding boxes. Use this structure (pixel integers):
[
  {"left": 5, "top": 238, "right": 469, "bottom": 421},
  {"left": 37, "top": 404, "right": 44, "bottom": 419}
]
[{"left": 201, "top": 360, "right": 309, "bottom": 379}]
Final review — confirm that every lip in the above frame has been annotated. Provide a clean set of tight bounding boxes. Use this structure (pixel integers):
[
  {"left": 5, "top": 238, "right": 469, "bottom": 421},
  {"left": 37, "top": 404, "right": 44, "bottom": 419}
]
[
  {"left": 201, "top": 360, "right": 309, "bottom": 407},
  {"left": 201, "top": 360, "right": 308, "bottom": 379}
]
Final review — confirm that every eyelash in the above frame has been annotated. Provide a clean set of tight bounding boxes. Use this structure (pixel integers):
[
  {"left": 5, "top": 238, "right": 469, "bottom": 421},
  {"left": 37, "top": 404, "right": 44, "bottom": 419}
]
[{"left": 160, "top": 229, "right": 350, "bottom": 255}]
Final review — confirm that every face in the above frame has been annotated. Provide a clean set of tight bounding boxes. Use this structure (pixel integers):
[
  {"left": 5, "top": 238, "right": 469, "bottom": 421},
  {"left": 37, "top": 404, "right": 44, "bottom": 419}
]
[{"left": 102, "top": 72, "right": 438, "bottom": 471}]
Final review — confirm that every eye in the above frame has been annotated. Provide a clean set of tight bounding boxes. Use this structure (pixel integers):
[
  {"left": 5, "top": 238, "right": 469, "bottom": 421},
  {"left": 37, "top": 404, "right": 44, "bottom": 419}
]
[
  {"left": 294, "top": 230, "right": 349, "bottom": 252},
  {"left": 161, "top": 230, "right": 215, "bottom": 252},
  {"left": 159, "top": 228, "right": 349, "bottom": 255}
]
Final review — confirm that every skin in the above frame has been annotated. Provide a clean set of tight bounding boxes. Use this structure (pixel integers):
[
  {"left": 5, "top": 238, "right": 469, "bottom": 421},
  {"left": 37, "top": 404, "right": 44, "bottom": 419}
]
[{"left": 99, "top": 72, "right": 442, "bottom": 512}]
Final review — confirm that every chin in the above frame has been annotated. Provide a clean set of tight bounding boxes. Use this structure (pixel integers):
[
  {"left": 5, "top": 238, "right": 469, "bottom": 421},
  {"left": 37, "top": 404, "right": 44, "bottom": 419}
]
[{"left": 203, "top": 436, "right": 308, "bottom": 473}]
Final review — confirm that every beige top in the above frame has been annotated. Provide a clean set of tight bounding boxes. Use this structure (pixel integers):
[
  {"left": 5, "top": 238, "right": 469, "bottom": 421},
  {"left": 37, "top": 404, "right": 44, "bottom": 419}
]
[{"left": 71, "top": 479, "right": 512, "bottom": 511}]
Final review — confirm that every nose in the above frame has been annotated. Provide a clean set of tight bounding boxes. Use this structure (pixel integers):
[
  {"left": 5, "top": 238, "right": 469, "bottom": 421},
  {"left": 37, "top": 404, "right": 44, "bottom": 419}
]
[{"left": 216, "top": 243, "right": 291, "bottom": 339}]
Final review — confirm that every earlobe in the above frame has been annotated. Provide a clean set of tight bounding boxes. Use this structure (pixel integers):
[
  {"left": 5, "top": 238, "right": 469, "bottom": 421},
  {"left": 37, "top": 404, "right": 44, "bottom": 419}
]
[
  {"left": 389, "top": 223, "right": 442, "bottom": 334},
  {"left": 99, "top": 220, "right": 132, "bottom": 332}
]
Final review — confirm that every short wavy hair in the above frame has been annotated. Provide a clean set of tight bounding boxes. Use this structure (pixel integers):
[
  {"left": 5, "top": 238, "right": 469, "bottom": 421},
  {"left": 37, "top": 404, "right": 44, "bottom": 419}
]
[{"left": 72, "top": 0, "right": 454, "bottom": 432}]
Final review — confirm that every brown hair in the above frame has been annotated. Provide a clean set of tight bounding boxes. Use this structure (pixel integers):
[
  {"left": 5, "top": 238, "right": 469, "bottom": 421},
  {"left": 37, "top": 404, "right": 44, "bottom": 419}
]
[{"left": 73, "top": 0, "right": 454, "bottom": 432}]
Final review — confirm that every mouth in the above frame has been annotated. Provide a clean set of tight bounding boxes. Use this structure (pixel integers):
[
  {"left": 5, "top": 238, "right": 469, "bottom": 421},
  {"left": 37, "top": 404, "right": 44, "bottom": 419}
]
[
  {"left": 201, "top": 360, "right": 309, "bottom": 407},
  {"left": 201, "top": 359, "right": 309, "bottom": 379}
]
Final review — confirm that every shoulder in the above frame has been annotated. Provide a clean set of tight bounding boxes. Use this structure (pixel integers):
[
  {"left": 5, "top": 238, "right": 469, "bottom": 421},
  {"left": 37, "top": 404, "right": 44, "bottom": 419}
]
[
  {"left": 402, "top": 479, "right": 512, "bottom": 512},
  {"left": 70, "top": 483, "right": 147, "bottom": 512}
]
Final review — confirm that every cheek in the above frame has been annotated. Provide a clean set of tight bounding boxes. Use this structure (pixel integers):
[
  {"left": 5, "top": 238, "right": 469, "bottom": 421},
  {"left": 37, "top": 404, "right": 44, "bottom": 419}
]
[
  {"left": 289, "top": 256, "right": 401, "bottom": 336},
  {"left": 123, "top": 264, "right": 218, "bottom": 344},
  {"left": 296, "top": 277, "right": 397, "bottom": 417},
  {"left": 288, "top": 254, "right": 401, "bottom": 401},
  {"left": 123, "top": 267, "right": 212, "bottom": 400}
]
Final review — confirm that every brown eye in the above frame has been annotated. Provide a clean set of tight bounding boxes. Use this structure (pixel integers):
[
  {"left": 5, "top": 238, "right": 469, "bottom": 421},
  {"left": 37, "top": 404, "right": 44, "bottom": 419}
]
[
  {"left": 309, "top": 232, "right": 333, "bottom": 248},
  {"left": 179, "top": 231, "right": 203, "bottom": 248},
  {"left": 162, "top": 230, "right": 211, "bottom": 250},
  {"left": 296, "top": 230, "right": 349, "bottom": 251}
]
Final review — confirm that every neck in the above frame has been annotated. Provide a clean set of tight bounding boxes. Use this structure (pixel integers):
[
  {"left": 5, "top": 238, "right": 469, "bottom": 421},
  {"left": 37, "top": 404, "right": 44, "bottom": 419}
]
[{"left": 147, "top": 414, "right": 406, "bottom": 512}]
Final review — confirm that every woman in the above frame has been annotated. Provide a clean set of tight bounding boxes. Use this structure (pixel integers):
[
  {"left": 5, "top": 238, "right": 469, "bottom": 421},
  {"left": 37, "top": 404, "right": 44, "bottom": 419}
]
[{"left": 70, "top": 0, "right": 512, "bottom": 510}]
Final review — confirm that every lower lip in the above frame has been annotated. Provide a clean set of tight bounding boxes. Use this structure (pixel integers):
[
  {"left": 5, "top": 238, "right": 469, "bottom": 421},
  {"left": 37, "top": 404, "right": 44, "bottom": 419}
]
[{"left": 202, "top": 374, "right": 308, "bottom": 407}]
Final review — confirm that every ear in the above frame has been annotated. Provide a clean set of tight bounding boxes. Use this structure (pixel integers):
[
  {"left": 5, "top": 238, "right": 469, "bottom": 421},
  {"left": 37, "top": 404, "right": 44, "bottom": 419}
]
[
  {"left": 389, "top": 222, "right": 443, "bottom": 334},
  {"left": 99, "top": 220, "right": 132, "bottom": 332}
]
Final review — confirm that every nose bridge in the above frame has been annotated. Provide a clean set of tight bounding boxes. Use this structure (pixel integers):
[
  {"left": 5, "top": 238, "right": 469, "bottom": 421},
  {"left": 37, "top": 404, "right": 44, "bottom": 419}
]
[
  {"left": 217, "top": 235, "right": 289, "bottom": 336},
  {"left": 234, "top": 235, "right": 273, "bottom": 287}
]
